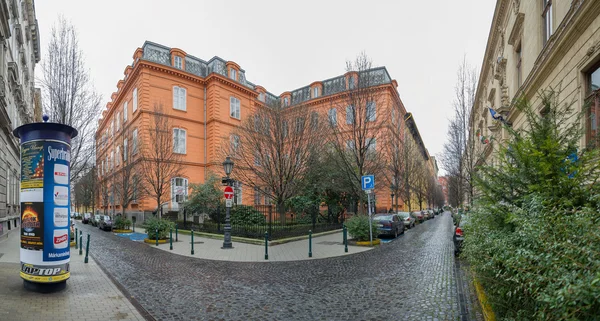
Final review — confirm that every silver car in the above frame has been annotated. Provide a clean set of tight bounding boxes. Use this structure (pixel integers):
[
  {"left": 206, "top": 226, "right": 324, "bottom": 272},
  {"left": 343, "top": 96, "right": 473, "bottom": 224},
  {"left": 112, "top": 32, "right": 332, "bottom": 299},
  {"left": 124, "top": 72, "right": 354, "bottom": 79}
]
[{"left": 396, "top": 212, "right": 415, "bottom": 229}]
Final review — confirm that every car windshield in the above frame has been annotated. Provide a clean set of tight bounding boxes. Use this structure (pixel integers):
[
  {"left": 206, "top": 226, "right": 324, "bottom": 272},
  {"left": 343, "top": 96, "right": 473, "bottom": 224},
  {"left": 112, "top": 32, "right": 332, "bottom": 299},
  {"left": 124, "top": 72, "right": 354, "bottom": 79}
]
[
  {"left": 104, "top": 216, "right": 111, "bottom": 221},
  {"left": 397, "top": 212, "right": 410, "bottom": 218},
  {"left": 373, "top": 215, "right": 393, "bottom": 221}
]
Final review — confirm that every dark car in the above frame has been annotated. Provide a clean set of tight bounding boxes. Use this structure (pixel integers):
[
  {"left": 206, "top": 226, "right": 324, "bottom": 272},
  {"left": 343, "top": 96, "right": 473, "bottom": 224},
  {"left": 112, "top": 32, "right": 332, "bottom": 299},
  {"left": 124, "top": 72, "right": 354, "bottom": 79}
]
[
  {"left": 373, "top": 213, "right": 404, "bottom": 238},
  {"left": 453, "top": 214, "right": 469, "bottom": 256},
  {"left": 396, "top": 212, "right": 415, "bottom": 229},
  {"left": 98, "top": 215, "right": 113, "bottom": 231},
  {"left": 82, "top": 213, "right": 91, "bottom": 224}
]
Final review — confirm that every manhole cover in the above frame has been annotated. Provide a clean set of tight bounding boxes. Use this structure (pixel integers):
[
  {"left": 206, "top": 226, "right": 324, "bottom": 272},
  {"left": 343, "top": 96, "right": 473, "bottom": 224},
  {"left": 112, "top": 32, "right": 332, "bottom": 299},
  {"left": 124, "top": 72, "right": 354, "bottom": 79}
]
[{"left": 317, "top": 241, "right": 341, "bottom": 245}]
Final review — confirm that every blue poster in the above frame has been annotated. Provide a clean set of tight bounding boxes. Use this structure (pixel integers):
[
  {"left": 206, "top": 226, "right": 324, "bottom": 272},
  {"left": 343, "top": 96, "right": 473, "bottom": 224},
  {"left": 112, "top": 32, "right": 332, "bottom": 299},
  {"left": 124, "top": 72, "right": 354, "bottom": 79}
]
[{"left": 42, "top": 141, "right": 71, "bottom": 262}]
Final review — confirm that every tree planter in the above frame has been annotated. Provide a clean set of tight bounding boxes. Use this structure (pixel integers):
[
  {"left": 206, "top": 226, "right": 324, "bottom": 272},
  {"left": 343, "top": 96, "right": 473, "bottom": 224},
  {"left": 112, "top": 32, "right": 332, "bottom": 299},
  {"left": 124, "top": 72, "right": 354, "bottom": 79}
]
[
  {"left": 143, "top": 238, "right": 169, "bottom": 244},
  {"left": 113, "top": 229, "right": 133, "bottom": 233},
  {"left": 69, "top": 241, "right": 77, "bottom": 247}
]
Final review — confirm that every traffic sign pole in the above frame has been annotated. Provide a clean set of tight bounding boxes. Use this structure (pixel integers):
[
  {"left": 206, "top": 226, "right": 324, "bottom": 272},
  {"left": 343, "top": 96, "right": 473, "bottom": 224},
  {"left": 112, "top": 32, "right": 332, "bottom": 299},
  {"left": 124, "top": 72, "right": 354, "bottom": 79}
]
[{"left": 368, "top": 191, "right": 373, "bottom": 246}]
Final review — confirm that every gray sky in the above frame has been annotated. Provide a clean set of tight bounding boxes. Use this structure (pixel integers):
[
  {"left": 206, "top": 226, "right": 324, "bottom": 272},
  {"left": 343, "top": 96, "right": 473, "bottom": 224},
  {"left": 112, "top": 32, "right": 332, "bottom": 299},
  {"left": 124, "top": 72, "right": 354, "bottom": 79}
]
[{"left": 34, "top": 0, "right": 496, "bottom": 166}]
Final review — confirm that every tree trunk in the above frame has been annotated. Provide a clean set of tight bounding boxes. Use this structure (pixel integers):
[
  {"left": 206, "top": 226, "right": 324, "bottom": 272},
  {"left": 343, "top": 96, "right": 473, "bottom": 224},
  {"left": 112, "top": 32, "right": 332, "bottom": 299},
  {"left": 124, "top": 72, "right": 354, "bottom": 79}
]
[{"left": 277, "top": 201, "right": 286, "bottom": 225}]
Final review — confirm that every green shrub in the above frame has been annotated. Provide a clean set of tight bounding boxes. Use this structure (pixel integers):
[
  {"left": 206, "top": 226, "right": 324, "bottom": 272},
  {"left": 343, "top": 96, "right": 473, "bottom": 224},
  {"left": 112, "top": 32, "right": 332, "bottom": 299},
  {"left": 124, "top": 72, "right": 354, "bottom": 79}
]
[
  {"left": 144, "top": 218, "right": 175, "bottom": 240},
  {"left": 345, "top": 215, "right": 377, "bottom": 241},
  {"left": 114, "top": 216, "right": 132, "bottom": 230},
  {"left": 231, "top": 205, "right": 266, "bottom": 225},
  {"left": 468, "top": 90, "right": 600, "bottom": 320}
]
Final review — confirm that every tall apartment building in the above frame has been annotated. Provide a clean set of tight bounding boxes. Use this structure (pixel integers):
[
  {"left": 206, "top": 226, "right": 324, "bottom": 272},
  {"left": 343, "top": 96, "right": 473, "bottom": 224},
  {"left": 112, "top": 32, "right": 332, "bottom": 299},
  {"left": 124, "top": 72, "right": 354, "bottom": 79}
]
[
  {"left": 0, "top": 0, "right": 40, "bottom": 237},
  {"left": 96, "top": 41, "right": 434, "bottom": 216},
  {"left": 471, "top": 1, "right": 600, "bottom": 165}
]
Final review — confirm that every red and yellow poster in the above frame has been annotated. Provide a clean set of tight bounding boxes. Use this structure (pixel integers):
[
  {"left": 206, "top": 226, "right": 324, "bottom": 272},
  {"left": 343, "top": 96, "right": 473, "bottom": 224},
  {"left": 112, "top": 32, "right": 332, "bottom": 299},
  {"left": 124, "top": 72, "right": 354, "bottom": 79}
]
[{"left": 21, "top": 202, "right": 44, "bottom": 251}]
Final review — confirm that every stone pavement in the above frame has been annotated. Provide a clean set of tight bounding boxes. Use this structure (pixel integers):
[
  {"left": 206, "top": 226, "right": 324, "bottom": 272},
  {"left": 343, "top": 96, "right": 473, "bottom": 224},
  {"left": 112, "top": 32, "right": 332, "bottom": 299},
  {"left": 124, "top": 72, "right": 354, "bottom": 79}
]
[
  {"left": 0, "top": 228, "right": 145, "bottom": 321},
  {"left": 130, "top": 228, "right": 372, "bottom": 261},
  {"left": 77, "top": 212, "right": 481, "bottom": 321}
]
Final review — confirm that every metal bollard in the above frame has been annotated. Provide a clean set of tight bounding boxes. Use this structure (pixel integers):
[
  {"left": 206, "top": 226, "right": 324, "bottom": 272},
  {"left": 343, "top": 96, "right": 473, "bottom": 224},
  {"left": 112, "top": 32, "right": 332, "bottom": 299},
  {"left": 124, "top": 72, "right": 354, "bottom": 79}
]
[
  {"left": 75, "top": 227, "right": 78, "bottom": 249},
  {"left": 191, "top": 230, "right": 195, "bottom": 255},
  {"left": 264, "top": 232, "right": 269, "bottom": 260},
  {"left": 84, "top": 234, "right": 90, "bottom": 263},
  {"left": 170, "top": 228, "right": 173, "bottom": 250},
  {"left": 343, "top": 226, "right": 348, "bottom": 253},
  {"left": 175, "top": 224, "right": 178, "bottom": 242},
  {"left": 132, "top": 221, "right": 135, "bottom": 233},
  {"left": 155, "top": 228, "right": 159, "bottom": 246},
  {"left": 79, "top": 233, "right": 83, "bottom": 255},
  {"left": 309, "top": 230, "right": 313, "bottom": 258}
]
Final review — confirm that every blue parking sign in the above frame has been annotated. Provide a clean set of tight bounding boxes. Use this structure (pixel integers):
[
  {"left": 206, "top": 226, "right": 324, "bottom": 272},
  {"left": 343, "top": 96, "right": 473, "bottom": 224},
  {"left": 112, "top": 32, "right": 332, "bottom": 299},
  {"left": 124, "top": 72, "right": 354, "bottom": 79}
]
[{"left": 361, "top": 175, "right": 374, "bottom": 190}]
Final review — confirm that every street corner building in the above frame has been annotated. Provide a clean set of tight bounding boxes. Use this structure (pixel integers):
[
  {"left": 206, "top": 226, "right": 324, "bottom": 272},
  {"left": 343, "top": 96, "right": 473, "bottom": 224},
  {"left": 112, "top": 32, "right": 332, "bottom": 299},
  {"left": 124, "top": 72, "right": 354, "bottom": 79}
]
[
  {"left": 470, "top": 0, "right": 600, "bottom": 165},
  {"left": 95, "top": 41, "right": 439, "bottom": 221},
  {"left": 0, "top": 0, "right": 42, "bottom": 238}
]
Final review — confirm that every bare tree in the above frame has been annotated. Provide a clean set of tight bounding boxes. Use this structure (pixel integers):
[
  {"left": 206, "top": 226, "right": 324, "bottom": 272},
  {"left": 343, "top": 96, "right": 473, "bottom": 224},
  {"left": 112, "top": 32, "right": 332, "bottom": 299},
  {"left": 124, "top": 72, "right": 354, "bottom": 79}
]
[
  {"left": 382, "top": 101, "right": 406, "bottom": 211},
  {"left": 441, "top": 58, "right": 478, "bottom": 206},
  {"left": 328, "top": 53, "right": 388, "bottom": 213},
  {"left": 39, "top": 17, "right": 102, "bottom": 183},
  {"left": 139, "top": 103, "right": 184, "bottom": 219},
  {"left": 114, "top": 124, "right": 142, "bottom": 215},
  {"left": 399, "top": 127, "right": 421, "bottom": 211},
  {"left": 228, "top": 100, "right": 324, "bottom": 223},
  {"left": 74, "top": 165, "right": 96, "bottom": 213},
  {"left": 99, "top": 176, "right": 110, "bottom": 216}
]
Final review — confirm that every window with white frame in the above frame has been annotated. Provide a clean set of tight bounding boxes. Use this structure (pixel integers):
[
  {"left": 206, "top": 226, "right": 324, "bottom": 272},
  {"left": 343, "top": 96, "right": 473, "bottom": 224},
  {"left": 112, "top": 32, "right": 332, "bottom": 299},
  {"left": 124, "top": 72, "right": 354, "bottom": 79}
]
[
  {"left": 328, "top": 108, "right": 337, "bottom": 126},
  {"left": 258, "top": 92, "right": 265, "bottom": 102},
  {"left": 346, "top": 105, "right": 355, "bottom": 124},
  {"left": 366, "top": 101, "right": 376, "bottom": 122},
  {"left": 172, "top": 177, "right": 188, "bottom": 203},
  {"left": 283, "top": 97, "right": 290, "bottom": 107},
  {"left": 110, "top": 151, "right": 114, "bottom": 169},
  {"left": 173, "top": 128, "right": 186, "bottom": 154},
  {"left": 349, "top": 77, "right": 355, "bottom": 89},
  {"left": 367, "top": 138, "right": 376, "bottom": 154},
  {"left": 230, "top": 97, "right": 241, "bottom": 119},
  {"left": 132, "top": 129, "right": 138, "bottom": 154},
  {"left": 542, "top": 0, "right": 553, "bottom": 44},
  {"left": 254, "top": 187, "right": 261, "bottom": 205},
  {"left": 173, "top": 86, "right": 187, "bottom": 111},
  {"left": 116, "top": 112, "right": 121, "bottom": 131},
  {"left": 231, "top": 134, "right": 240, "bottom": 151},
  {"left": 132, "top": 175, "right": 138, "bottom": 202},
  {"left": 123, "top": 101, "right": 128, "bottom": 122},
  {"left": 123, "top": 138, "right": 128, "bottom": 161},
  {"left": 116, "top": 146, "right": 120, "bottom": 166},
  {"left": 111, "top": 120, "right": 114, "bottom": 136},
  {"left": 391, "top": 108, "right": 397, "bottom": 125},
  {"left": 313, "top": 87, "right": 319, "bottom": 98},
  {"left": 174, "top": 56, "right": 182, "bottom": 69},
  {"left": 230, "top": 68, "right": 237, "bottom": 80},
  {"left": 347, "top": 140, "right": 355, "bottom": 150},
  {"left": 233, "top": 180, "right": 242, "bottom": 205},
  {"left": 283, "top": 121, "right": 288, "bottom": 138},
  {"left": 133, "top": 88, "right": 138, "bottom": 112}
]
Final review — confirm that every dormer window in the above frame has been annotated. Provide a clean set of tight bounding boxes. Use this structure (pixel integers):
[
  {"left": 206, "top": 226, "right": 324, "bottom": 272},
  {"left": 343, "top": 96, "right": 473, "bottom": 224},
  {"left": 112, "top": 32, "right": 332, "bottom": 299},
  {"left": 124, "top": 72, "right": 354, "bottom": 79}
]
[
  {"left": 174, "top": 56, "right": 182, "bottom": 69},
  {"left": 230, "top": 68, "right": 237, "bottom": 81},
  {"left": 283, "top": 97, "right": 290, "bottom": 107},
  {"left": 349, "top": 77, "right": 356, "bottom": 89},
  {"left": 258, "top": 92, "right": 265, "bottom": 102},
  {"left": 313, "top": 87, "right": 319, "bottom": 98}
]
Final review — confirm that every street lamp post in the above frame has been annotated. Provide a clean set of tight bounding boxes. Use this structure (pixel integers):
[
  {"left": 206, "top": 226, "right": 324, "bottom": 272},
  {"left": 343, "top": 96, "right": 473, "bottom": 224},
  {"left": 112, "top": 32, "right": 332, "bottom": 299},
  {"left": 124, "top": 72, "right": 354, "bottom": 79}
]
[
  {"left": 222, "top": 156, "right": 234, "bottom": 249},
  {"left": 390, "top": 183, "right": 395, "bottom": 213}
]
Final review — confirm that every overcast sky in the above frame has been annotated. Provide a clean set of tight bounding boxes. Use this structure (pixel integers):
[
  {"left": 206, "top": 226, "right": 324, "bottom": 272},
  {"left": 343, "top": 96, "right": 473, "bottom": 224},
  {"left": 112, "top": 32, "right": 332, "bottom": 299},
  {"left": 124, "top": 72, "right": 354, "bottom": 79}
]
[{"left": 34, "top": 0, "right": 496, "bottom": 169}]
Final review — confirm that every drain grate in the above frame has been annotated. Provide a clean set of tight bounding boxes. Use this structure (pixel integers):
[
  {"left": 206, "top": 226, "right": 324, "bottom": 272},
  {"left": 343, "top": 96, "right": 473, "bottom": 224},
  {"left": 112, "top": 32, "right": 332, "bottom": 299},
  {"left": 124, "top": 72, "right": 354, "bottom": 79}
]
[{"left": 317, "top": 241, "right": 341, "bottom": 245}]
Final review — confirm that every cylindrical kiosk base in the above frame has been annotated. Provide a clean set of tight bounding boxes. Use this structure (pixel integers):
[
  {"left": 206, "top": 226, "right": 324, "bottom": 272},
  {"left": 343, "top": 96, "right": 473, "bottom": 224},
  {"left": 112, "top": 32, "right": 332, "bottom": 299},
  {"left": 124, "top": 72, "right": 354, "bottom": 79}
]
[{"left": 23, "top": 279, "right": 67, "bottom": 293}]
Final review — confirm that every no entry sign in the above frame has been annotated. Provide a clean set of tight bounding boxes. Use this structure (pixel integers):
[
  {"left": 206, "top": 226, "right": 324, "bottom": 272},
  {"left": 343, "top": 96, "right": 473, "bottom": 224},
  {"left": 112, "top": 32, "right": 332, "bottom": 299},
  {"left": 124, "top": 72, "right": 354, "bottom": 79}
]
[{"left": 224, "top": 186, "right": 234, "bottom": 199}]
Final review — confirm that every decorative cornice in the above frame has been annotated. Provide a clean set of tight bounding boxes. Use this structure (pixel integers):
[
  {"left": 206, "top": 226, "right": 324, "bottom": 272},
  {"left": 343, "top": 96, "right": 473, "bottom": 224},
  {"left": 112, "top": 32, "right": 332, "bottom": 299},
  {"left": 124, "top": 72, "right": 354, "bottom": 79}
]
[{"left": 508, "top": 13, "right": 525, "bottom": 45}]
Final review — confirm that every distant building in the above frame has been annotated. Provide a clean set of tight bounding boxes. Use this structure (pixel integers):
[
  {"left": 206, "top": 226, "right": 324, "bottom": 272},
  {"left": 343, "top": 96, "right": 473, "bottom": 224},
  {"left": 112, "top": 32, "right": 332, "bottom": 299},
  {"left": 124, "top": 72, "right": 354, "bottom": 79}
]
[
  {"left": 0, "top": 0, "right": 41, "bottom": 236},
  {"left": 438, "top": 176, "right": 449, "bottom": 206}
]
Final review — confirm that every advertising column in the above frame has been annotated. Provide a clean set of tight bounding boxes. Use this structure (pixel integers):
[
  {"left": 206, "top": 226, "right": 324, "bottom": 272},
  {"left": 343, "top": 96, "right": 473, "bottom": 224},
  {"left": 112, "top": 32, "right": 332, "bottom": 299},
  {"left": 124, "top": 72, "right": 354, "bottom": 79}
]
[{"left": 13, "top": 120, "right": 78, "bottom": 292}]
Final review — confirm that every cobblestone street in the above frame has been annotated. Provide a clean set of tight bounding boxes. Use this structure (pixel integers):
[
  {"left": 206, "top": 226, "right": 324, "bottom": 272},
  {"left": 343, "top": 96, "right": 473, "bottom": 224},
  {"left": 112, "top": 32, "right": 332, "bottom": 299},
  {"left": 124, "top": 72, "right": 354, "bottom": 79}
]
[{"left": 78, "top": 213, "right": 479, "bottom": 321}]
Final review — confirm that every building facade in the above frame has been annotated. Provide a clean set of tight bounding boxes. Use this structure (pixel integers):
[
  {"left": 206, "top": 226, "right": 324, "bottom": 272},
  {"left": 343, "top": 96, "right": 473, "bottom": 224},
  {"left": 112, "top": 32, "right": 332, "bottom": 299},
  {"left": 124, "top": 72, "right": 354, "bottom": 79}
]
[
  {"left": 96, "top": 41, "right": 435, "bottom": 217},
  {"left": 0, "top": 0, "right": 40, "bottom": 237},
  {"left": 471, "top": 0, "right": 600, "bottom": 166}
]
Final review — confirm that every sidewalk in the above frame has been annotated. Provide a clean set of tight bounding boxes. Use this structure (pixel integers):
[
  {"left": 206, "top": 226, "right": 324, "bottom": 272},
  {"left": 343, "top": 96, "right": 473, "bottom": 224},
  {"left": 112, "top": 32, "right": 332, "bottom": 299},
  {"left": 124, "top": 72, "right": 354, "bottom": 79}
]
[
  {"left": 0, "top": 229, "right": 145, "bottom": 321},
  {"left": 132, "top": 228, "right": 373, "bottom": 261}
]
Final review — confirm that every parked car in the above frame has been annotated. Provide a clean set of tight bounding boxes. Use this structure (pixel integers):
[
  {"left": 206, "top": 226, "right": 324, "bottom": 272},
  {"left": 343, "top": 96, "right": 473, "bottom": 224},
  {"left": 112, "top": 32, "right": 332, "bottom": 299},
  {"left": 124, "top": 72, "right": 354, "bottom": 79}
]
[
  {"left": 421, "top": 210, "right": 431, "bottom": 220},
  {"left": 98, "top": 215, "right": 113, "bottom": 231},
  {"left": 453, "top": 214, "right": 470, "bottom": 256},
  {"left": 82, "top": 213, "right": 91, "bottom": 224},
  {"left": 427, "top": 210, "right": 435, "bottom": 219},
  {"left": 411, "top": 211, "right": 424, "bottom": 223},
  {"left": 70, "top": 222, "right": 75, "bottom": 241},
  {"left": 396, "top": 212, "right": 415, "bottom": 229},
  {"left": 91, "top": 214, "right": 102, "bottom": 227},
  {"left": 373, "top": 213, "right": 404, "bottom": 238}
]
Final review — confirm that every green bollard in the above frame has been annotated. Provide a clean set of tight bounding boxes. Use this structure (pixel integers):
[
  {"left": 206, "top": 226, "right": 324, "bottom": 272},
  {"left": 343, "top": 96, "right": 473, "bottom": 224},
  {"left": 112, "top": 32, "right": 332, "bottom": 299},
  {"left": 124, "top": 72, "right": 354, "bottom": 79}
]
[
  {"left": 309, "top": 230, "right": 313, "bottom": 258},
  {"left": 191, "top": 230, "right": 195, "bottom": 255},
  {"left": 155, "top": 228, "right": 159, "bottom": 246},
  {"left": 264, "top": 232, "right": 269, "bottom": 260},
  {"left": 84, "top": 234, "right": 90, "bottom": 263},
  {"left": 175, "top": 224, "right": 178, "bottom": 242},
  {"left": 79, "top": 233, "right": 83, "bottom": 255},
  {"left": 344, "top": 226, "right": 348, "bottom": 253},
  {"left": 132, "top": 221, "right": 135, "bottom": 233},
  {"left": 75, "top": 227, "right": 78, "bottom": 249},
  {"left": 170, "top": 228, "right": 173, "bottom": 250}
]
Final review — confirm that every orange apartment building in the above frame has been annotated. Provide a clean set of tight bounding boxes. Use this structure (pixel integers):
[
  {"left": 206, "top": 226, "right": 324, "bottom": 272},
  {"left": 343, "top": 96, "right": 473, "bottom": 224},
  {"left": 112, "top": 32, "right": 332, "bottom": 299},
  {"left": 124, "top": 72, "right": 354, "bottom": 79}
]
[{"left": 95, "top": 41, "right": 431, "bottom": 216}]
